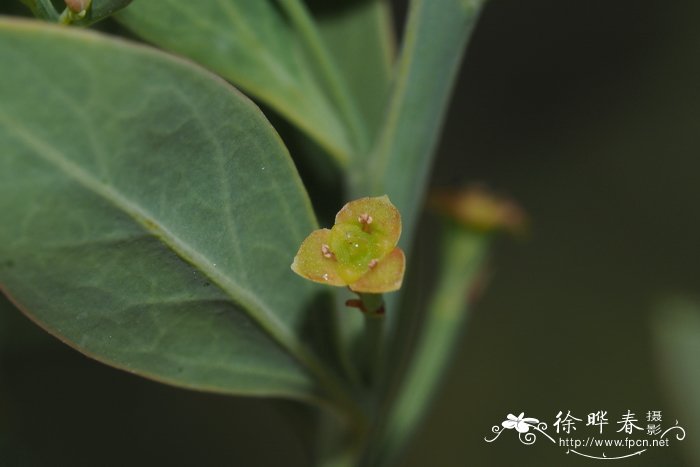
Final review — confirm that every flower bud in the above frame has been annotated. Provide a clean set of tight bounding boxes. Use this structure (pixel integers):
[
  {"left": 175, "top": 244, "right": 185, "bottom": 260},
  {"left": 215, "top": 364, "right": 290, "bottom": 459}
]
[
  {"left": 430, "top": 185, "right": 528, "bottom": 235},
  {"left": 64, "top": 0, "right": 91, "bottom": 14}
]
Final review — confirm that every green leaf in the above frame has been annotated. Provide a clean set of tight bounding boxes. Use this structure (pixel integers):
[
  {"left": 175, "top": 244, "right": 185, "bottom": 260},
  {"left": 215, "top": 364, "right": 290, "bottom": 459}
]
[
  {"left": 0, "top": 18, "right": 354, "bottom": 406},
  {"left": 21, "top": 0, "right": 132, "bottom": 25},
  {"left": 364, "top": 0, "right": 486, "bottom": 246},
  {"left": 20, "top": 0, "right": 59, "bottom": 21},
  {"left": 316, "top": 0, "right": 395, "bottom": 143},
  {"left": 359, "top": 0, "right": 486, "bottom": 421},
  {"left": 116, "top": 1, "right": 355, "bottom": 165},
  {"left": 68, "top": 0, "right": 133, "bottom": 26},
  {"left": 369, "top": 227, "right": 489, "bottom": 465},
  {"left": 653, "top": 298, "right": 700, "bottom": 465}
]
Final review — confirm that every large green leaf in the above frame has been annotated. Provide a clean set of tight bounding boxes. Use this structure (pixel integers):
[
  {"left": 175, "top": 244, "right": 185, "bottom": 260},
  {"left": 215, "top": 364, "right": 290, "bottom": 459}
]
[
  {"left": 116, "top": 1, "right": 355, "bottom": 164},
  {"left": 0, "top": 18, "right": 352, "bottom": 406}
]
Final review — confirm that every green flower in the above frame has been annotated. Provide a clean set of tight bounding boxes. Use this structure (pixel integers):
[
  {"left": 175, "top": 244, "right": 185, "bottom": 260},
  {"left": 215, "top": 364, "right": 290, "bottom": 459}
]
[{"left": 291, "top": 196, "right": 405, "bottom": 293}]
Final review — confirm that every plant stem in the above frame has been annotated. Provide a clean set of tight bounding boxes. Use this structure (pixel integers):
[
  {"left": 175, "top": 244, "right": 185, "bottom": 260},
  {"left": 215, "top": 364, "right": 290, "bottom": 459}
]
[
  {"left": 316, "top": 408, "right": 368, "bottom": 467},
  {"left": 363, "top": 312, "right": 385, "bottom": 387},
  {"left": 58, "top": 8, "right": 77, "bottom": 25},
  {"left": 331, "top": 291, "right": 364, "bottom": 389},
  {"left": 317, "top": 293, "right": 386, "bottom": 467},
  {"left": 358, "top": 292, "right": 385, "bottom": 316},
  {"left": 369, "top": 226, "right": 490, "bottom": 465},
  {"left": 277, "top": 0, "right": 370, "bottom": 156},
  {"left": 346, "top": 292, "right": 386, "bottom": 387}
]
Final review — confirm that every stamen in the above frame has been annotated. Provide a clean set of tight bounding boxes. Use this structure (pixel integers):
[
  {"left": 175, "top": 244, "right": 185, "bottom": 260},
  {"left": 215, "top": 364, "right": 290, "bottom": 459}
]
[
  {"left": 321, "top": 244, "right": 335, "bottom": 259},
  {"left": 359, "top": 213, "right": 373, "bottom": 232},
  {"left": 368, "top": 259, "right": 378, "bottom": 269}
]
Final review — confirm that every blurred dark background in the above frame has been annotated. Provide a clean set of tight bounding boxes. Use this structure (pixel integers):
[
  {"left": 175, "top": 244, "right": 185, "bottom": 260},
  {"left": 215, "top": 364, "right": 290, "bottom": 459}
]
[
  {"left": 1, "top": 0, "right": 699, "bottom": 465},
  {"left": 409, "top": 0, "right": 700, "bottom": 466}
]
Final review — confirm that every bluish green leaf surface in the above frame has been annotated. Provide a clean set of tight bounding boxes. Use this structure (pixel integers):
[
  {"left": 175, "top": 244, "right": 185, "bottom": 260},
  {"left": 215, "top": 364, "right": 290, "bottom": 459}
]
[
  {"left": 366, "top": 0, "right": 485, "bottom": 245},
  {"left": 362, "top": 0, "right": 486, "bottom": 428},
  {"left": 0, "top": 19, "right": 349, "bottom": 404},
  {"left": 116, "top": 1, "right": 355, "bottom": 164},
  {"left": 371, "top": 228, "right": 489, "bottom": 465},
  {"left": 317, "top": 0, "right": 395, "bottom": 144}
]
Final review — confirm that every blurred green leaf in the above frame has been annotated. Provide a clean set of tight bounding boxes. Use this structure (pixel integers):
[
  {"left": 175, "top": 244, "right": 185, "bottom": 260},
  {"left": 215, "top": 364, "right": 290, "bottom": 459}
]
[
  {"left": 365, "top": 0, "right": 485, "bottom": 245},
  {"left": 653, "top": 298, "right": 700, "bottom": 466},
  {"left": 359, "top": 1, "right": 486, "bottom": 423},
  {"left": 21, "top": 0, "right": 132, "bottom": 25},
  {"left": 68, "top": 0, "right": 133, "bottom": 26},
  {"left": 116, "top": 1, "right": 355, "bottom": 164},
  {"left": 317, "top": 0, "right": 395, "bottom": 143},
  {"left": 0, "top": 19, "right": 350, "bottom": 405},
  {"left": 19, "top": 0, "right": 59, "bottom": 21},
  {"left": 370, "top": 227, "right": 489, "bottom": 465}
]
